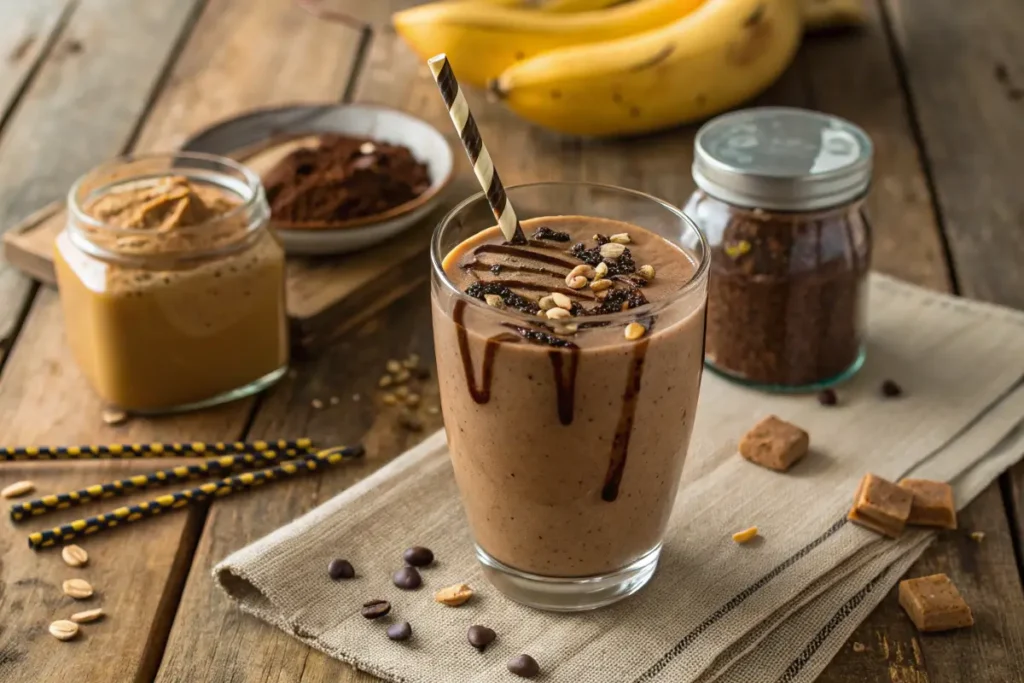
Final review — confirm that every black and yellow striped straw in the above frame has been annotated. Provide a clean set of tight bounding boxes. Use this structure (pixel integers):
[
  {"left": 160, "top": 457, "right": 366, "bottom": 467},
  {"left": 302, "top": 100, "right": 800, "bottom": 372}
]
[
  {"left": 10, "top": 447, "right": 311, "bottom": 521},
  {"left": 1, "top": 438, "right": 313, "bottom": 462},
  {"left": 27, "top": 445, "right": 364, "bottom": 550}
]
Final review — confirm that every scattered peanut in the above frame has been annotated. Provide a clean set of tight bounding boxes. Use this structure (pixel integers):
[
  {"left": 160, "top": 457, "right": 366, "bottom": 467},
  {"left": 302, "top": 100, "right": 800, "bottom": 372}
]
[
  {"left": 600, "top": 242, "right": 626, "bottom": 259},
  {"left": 851, "top": 642, "right": 867, "bottom": 653},
  {"left": 382, "top": 393, "right": 398, "bottom": 406},
  {"left": 970, "top": 531, "right": 985, "bottom": 543},
  {"left": 311, "top": 399, "right": 324, "bottom": 410},
  {"left": 378, "top": 375, "right": 393, "bottom": 388},
  {"left": 551, "top": 293, "right": 572, "bottom": 310},
  {"left": 405, "top": 393, "right": 421, "bottom": 407},
  {"left": 566, "top": 264, "right": 595, "bottom": 284},
  {"left": 61, "top": 545, "right": 89, "bottom": 568},
  {"left": 359, "top": 142, "right": 377, "bottom": 155},
  {"left": 395, "top": 385, "right": 410, "bottom": 399},
  {"left": 1, "top": 480, "right": 35, "bottom": 499},
  {"left": 70, "top": 608, "right": 105, "bottom": 624},
  {"left": 403, "top": 353, "right": 420, "bottom": 369},
  {"left": 426, "top": 406, "right": 440, "bottom": 415},
  {"left": 590, "top": 279, "right": 613, "bottom": 292},
  {"left": 329, "top": 396, "right": 340, "bottom": 406},
  {"left": 386, "top": 360, "right": 402, "bottom": 374},
  {"left": 435, "top": 583, "right": 474, "bottom": 606},
  {"left": 566, "top": 276, "right": 588, "bottom": 290},
  {"left": 394, "top": 369, "right": 411, "bottom": 383},
  {"left": 62, "top": 578, "right": 94, "bottom": 600},
  {"left": 49, "top": 620, "right": 79, "bottom": 641},
  {"left": 538, "top": 296, "right": 556, "bottom": 311},
  {"left": 101, "top": 408, "right": 128, "bottom": 426},
  {"left": 609, "top": 233, "right": 631, "bottom": 244},
  {"left": 484, "top": 294, "right": 505, "bottom": 309},
  {"left": 638, "top": 264, "right": 656, "bottom": 280},
  {"left": 624, "top": 322, "right": 646, "bottom": 341},
  {"left": 732, "top": 526, "right": 759, "bottom": 544},
  {"left": 594, "top": 261, "right": 609, "bottom": 279},
  {"left": 545, "top": 308, "right": 572, "bottom": 320}
]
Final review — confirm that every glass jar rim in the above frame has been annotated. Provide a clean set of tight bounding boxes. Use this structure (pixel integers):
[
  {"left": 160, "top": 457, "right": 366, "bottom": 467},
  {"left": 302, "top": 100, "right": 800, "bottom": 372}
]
[
  {"left": 66, "top": 151, "right": 263, "bottom": 237},
  {"left": 430, "top": 181, "right": 710, "bottom": 327}
]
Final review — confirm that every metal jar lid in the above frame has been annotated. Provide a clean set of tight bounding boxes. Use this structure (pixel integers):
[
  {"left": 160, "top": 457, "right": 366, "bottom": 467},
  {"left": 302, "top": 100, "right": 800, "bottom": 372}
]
[{"left": 692, "top": 107, "right": 873, "bottom": 211}]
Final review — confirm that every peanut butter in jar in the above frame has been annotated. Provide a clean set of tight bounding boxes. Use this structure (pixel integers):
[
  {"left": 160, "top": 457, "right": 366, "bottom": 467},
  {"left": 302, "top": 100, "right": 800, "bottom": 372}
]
[{"left": 55, "top": 153, "right": 288, "bottom": 413}]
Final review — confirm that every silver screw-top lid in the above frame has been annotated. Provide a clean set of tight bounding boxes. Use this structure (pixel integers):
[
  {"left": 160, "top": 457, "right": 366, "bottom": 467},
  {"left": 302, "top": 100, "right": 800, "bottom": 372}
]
[{"left": 692, "top": 107, "right": 873, "bottom": 211}]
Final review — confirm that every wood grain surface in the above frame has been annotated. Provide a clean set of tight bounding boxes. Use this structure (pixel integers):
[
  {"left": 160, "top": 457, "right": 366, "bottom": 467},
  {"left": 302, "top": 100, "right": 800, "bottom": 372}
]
[{"left": 0, "top": 0, "right": 1021, "bottom": 681}]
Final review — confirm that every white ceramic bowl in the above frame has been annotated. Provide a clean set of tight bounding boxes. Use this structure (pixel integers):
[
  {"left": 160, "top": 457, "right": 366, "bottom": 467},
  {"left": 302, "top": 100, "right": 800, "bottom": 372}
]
[{"left": 183, "top": 104, "right": 455, "bottom": 255}]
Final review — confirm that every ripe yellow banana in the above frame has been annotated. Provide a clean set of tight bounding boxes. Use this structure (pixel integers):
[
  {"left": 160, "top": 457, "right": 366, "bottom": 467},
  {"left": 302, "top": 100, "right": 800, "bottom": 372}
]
[
  {"left": 392, "top": 0, "right": 705, "bottom": 89},
  {"left": 491, "top": 0, "right": 803, "bottom": 137},
  {"left": 476, "top": 0, "right": 634, "bottom": 10}
]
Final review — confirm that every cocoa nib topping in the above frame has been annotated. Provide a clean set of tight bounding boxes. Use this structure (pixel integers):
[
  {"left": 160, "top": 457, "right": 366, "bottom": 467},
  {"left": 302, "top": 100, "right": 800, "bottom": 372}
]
[
  {"left": 570, "top": 242, "right": 637, "bottom": 276},
  {"left": 490, "top": 263, "right": 502, "bottom": 276},
  {"left": 503, "top": 324, "right": 579, "bottom": 349},
  {"left": 590, "top": 287, "right": 649, "bottom": 315},
  {"left": 465, "top": 282, "right": 540, "bottom": 314},
  {"left": 532, "top": 226, "right": 571, "bottom": 242},
  {"left": 593, "top": 233, "right": 610, "bottom": 245}
]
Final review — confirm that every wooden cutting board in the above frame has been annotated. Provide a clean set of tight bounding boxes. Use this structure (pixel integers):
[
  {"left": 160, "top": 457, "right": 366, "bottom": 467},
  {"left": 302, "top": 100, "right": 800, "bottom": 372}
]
[{"left": 1, "top": 125, "right": 468, "bottom": 338}]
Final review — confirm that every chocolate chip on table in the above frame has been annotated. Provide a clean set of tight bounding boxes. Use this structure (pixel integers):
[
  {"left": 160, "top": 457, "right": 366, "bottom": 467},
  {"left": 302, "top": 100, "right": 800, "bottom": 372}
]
[
  {"left": 328, "top": 558, "right": 355, "bottom": 580},
  {"left": 360, "top": 599, "right": 391, "bottom": 619},
  {"left": 467, "top": 625, "right": 497, "bottom": 652},
  {"left": 386, "top": 621, "right": 413, "bottom": 641},
  {"left": 392, "top": 566, "right": 423, "bottom": 590},
  {"left": 507, "top": 654, "right": 540, "bottom": 678},
  {"left": 881, "top": 379, "right": 903, "bottom": 398},
  {"left": 817, "top": 388, "right": 838, "bottom": 406},
  {"left": 403, "top": 546, "right": 434, "bottom": 567}
]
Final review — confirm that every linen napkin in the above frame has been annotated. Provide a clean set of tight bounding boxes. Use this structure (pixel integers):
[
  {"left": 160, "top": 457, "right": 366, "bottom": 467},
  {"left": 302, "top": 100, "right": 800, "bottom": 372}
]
[{"left": 216, "top": 274, "right": 1024, "bottom": 683}]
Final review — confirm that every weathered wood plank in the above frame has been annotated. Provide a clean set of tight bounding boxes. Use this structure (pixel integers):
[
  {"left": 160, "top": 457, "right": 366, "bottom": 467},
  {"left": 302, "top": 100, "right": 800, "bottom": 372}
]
[
  {"left": 0, "top": 0, "right": 204, "bottom": 351},
  {"left": 881, "top": 0, "right": 1024, "bottom": 608},
  {"left": 0, "top": 0, "right": 71, "bottom": 121},
  {"left": 0, "top": 288, "right": 246, "bottom": 683}
]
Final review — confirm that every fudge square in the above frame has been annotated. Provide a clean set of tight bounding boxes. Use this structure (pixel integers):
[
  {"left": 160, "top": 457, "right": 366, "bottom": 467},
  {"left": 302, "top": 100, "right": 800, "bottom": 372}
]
[
  {"left": 899, "top": 573, "right": 974, "bottom": 632},
  {"left": 847, "top": 473, "right": 913, "bottom": 538},
  {"left": 898, "top": 478, "right": 957, "bottom": 529},
  {"left": 739, "top": 415, "right": 809, "bottom": 472}
]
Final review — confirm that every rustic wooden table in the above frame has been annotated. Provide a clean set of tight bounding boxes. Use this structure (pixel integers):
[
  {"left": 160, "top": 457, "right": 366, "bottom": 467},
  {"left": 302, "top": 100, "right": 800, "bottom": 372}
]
[{"left": 0, "top": 0, "right": 1022, "bottom": 681}]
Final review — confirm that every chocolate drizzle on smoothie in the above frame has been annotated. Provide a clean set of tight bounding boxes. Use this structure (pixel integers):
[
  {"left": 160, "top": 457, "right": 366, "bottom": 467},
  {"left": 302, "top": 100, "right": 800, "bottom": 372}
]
[
  {"left": 472, "top": 244, "right": 578, "bottom": 270},
  {"left": 453, "top": 300, "right": 521, "bottom": 404},
  {"left": 601, "top": 339, "right": 649, "bottom": 502}
]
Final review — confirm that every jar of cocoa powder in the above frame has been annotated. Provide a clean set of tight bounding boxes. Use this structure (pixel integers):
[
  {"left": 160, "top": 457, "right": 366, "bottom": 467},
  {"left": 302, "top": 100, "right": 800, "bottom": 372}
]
[{"left": 685, "top": 107, "right": 872, "bottom": 390}]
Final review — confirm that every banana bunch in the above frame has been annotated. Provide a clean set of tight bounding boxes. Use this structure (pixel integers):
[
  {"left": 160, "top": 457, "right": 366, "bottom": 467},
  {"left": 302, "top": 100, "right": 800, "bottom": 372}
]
[{"left": 397, "top": 0, "right": 864, "bottom": 137}]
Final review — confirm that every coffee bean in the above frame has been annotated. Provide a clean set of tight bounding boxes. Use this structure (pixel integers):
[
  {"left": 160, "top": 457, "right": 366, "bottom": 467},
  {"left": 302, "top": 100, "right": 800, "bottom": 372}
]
[
  {"left": 817, "top": 389, "right": 837, "bottom": 406},
  {"left": 392, "top": 566, "right": 422, "bottom": 590},
  {"left": 403, "top": 546, "right": 434, "bottom": 567},
  {"left": 360, "top": 599, "right": 391, "bottom": 619},
  {"left": 507, "top": 654, "right": 540, "bottom": 678},
  {"left": 467, "top": 625, "right": 496, "bottom": 652},
  {"left": 386, "top": 621, "right": 412, "bottom": 641},
  {"left": 328, "top": 558, "right": 355, "bottom": 580},
  {"left": 881, "top": 379, "right": 903, "bottom": 397}
]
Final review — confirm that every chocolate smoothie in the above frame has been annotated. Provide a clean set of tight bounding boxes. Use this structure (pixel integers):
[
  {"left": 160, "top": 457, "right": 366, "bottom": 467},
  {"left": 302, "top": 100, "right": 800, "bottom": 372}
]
[{"left": 432, "top": 215, "right": 707, "bottom": 579}]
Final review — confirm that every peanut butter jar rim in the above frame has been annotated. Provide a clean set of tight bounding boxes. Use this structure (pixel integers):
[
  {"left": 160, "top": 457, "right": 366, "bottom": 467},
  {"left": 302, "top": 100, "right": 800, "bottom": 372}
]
[
  {"left": 66, "top": 151, "right": 265, "bottom": 237},
  {"left": 431, "top": 181, "right": 710, "bottom": 327}
]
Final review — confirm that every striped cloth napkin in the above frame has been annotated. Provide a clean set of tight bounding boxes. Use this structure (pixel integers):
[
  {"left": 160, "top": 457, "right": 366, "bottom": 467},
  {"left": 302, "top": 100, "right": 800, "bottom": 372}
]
[{"left": 215, "top": 274, "right": 1024, "bottom": 682}]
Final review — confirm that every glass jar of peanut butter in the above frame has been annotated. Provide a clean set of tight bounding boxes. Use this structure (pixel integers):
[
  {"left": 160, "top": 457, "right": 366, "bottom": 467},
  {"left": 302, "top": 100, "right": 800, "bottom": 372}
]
[{"left": 55, "top": 152, "right": 288, "bottom": 413}]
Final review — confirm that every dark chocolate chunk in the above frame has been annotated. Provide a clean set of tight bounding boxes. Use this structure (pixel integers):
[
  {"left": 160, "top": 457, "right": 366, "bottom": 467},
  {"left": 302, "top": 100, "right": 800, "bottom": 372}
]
[
  {"left": 392, "top": 566, "right": 423, "bottom": 590},
  {"left": 533, "top": 226, "right": 570, "bottom": 242},
  {"left": 327, "top": 558, "right": 355, "bottom": 580},
  {"left": 403, "top": 546, "right": 435, "bottom": 567},
  {"left": 467, "top": 625, "right": 497, "bottom": 652},
  {"left": 507, "top": 654, "right": 540, "bottom": 678},
  {"left": 589, "top": 287, "right": 649, "bottom": 315},
  {"left": 490, "top": 263, "right": 503, "bottom": 275},
  {"left": 817, "top": 389, "right": 838, "bottom": 406},
  {"left": 503, "top": 324, "right": 579, "bottom": 349},
  {"left": 386, "top": 621, "right": 412, "bottom": 641},
  {"left": 881, "top": 379, "right": 903, "bottom": 397},
  {"left": 360, "top": 599, "right": 391, "bottom": 619},
  {"left": 464, "top": 282, "right": 540, "bottom": 315}
]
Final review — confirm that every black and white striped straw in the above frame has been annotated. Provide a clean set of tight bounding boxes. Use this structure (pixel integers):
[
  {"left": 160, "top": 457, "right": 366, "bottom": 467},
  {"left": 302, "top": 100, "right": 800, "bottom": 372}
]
[{"left": 427, "top": 53, "right": 527, "bottom": 245}]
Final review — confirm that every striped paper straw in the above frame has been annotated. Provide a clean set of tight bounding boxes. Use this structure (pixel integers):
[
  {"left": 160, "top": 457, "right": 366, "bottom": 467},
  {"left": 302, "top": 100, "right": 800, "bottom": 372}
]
[
  {"left": 26, "top": 445, "right": 364, "bottom": 550},
  {"left": 0, "top": 438, "right": 314, "bottom": 462},
  {"left": 427, "top": 53, "right": 527, "bottom": 245},
  {"left": 9, "top": 448, "right": 311, "bottom": 521}
]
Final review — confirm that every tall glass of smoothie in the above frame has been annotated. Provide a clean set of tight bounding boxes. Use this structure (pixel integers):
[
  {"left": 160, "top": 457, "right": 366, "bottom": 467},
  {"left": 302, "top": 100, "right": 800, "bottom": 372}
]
[{"left": 431, "top": 182, "right": 708, "bottom": 611}]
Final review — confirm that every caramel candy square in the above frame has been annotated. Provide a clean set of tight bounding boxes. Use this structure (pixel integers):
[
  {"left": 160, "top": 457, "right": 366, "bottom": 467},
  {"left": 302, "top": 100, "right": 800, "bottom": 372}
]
[
  {"left": 899, "top": 573, "right": 974, "bottom": 632},
  {"left": 898, "top": 478, "right": 957, "bottom": 530},
  {"left": 846, "top": 473, "right": 912, "bottom": 538},
  {"left": 739, "top": 416, "right": 809, "bottom": 472}
]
